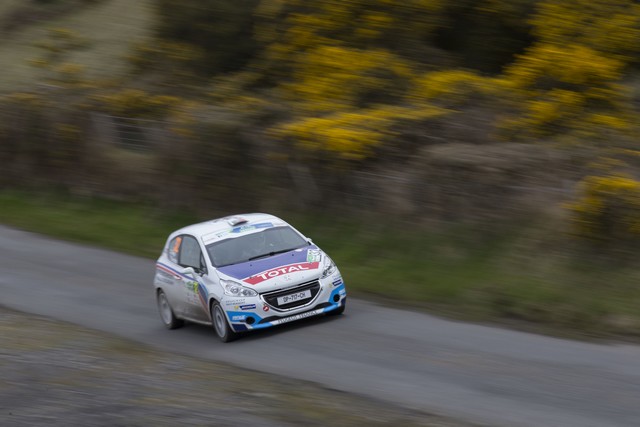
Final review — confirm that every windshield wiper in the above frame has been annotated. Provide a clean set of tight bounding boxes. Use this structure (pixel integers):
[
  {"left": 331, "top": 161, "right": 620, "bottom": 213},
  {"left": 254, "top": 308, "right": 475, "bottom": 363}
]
[{"left": 248, "top": 247, "right": 300, "bottom": 261}]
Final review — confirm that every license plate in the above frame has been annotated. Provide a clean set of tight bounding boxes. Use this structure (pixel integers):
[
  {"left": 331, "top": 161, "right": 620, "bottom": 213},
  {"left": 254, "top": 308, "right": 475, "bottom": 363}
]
[{"left": 277, "top": 289, "right": 311, "bottom": 305}]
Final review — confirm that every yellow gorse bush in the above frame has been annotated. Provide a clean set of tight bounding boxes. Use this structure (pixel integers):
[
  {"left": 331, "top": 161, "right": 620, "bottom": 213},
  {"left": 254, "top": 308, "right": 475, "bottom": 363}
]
[
  {"left": 259, "top": 0, "right": 640, "bottom": 154},
  {"left": 500, "top": 43, "right": 632, "bottom": 140},
  {"left": 273, "top": 109, "right": 392, "bottom": 160},
  {"left": 285, "top": 45, "right": 414, "bottom": 112},
  {"left": 505, "top": 44, "right": 623, "bottom": 91},
  {"left": 273, "top": 105, "right": 448, "bottom": 160},
  {"left": 568, "top": 173, "right": 640, "bottom": 244},
  {"left": 410, "top": 70, "right": 504, "bottom": 106},
  {"left": 256, "top": 0, "right": 445, "bottom": 64},
  {"left": 497, "top": 1, "right": 639, "bottom": 141},
  {"left": 531, "top": 0, "right": 640, "bottom": 62}
]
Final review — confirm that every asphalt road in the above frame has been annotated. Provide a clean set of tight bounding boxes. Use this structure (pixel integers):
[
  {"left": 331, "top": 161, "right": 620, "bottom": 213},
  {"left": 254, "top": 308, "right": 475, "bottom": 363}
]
[{"left": 2, "top": 225, "right": 640, "bottom": 427}]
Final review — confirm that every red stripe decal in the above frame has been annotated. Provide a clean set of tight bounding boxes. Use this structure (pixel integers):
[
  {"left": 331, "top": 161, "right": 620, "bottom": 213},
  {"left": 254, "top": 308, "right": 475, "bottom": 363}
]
[{"left": 243, "top": 262, "right": 319, "bottom": 285}]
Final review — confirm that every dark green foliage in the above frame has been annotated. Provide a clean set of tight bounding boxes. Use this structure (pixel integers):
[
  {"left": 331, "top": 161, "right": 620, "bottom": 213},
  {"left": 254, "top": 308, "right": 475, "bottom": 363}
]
[
  {"left": 153, "top": 0, "right": 260, "bottom": 75},
  {"left": 434, "top": 0, "right": 536, "bottom": 73}
]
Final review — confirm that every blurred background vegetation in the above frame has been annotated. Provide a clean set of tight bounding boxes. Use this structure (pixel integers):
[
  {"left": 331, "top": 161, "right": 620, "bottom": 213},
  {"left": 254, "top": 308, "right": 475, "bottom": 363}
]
[{"left": 2, "top": 0, "right": 640, "bottom": 337}]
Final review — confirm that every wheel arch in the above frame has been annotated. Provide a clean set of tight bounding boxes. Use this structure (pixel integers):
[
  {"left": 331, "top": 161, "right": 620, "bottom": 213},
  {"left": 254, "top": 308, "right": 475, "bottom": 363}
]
[{"left": 208, "top": 296, "right": 220, "bottom": 311}]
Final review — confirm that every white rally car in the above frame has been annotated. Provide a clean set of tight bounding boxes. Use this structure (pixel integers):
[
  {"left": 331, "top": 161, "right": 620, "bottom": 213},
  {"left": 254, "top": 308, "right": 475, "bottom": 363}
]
[{"left": 153, "top": 214, "right": 347, "bottom": 342}]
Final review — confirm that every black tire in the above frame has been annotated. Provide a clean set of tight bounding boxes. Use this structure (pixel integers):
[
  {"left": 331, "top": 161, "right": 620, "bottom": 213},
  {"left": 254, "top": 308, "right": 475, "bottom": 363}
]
[
  {"left": 211, "top": 300, "right": 238, "bottom": 343},
  {"left": 157, "top": 290, "right": 184, "bottom": 330},
  {"left": 330, "top": 298, "right": 346, "bottom": 315}
]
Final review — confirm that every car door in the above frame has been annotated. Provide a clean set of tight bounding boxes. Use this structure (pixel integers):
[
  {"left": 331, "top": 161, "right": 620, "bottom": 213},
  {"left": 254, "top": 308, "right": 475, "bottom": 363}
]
[
  {"left": 158, "top": 235, "right": 188, "bottom": 317},
  {"left": 177, "top": 235, "right": 210, "bottom": 321}
]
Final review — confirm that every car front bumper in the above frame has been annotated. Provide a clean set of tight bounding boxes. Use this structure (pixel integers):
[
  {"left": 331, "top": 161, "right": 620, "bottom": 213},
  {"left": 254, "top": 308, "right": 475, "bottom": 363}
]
[{"left": 223, "top": 279, "right": 346, "bottom": 332}]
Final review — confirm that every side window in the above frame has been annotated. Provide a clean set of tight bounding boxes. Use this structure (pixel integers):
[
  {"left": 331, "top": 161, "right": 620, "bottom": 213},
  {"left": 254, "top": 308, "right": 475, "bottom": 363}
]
[
  {"left": 179, "top": 235, "right": 203, "bottom": 270},
  {"left": 168, "top": 236, "right": 182, "bottom": 264}
]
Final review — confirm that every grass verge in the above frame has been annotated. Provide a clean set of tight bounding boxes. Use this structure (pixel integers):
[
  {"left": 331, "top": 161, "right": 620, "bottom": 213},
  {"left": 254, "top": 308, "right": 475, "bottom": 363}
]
[{"left": 2, "top": 190, "right": 640, "bottom": 339}]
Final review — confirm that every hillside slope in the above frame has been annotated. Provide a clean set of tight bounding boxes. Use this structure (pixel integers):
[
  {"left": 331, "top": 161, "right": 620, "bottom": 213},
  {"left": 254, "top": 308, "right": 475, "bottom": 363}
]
[{"left": 0, "top": 0, "right": 153, "bottom": 92}]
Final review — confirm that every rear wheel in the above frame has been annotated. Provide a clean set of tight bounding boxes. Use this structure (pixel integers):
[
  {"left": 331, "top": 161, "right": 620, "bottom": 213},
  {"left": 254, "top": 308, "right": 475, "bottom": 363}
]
[
  {"left": 211, "top": 301, "right": 238, "bottom": 343},
  {"left": 157, "top": 290, "right": 183, "bottom": 329}
]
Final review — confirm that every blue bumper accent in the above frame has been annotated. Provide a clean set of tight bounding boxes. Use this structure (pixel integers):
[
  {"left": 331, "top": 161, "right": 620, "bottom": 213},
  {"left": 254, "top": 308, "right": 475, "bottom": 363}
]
[{"left": 323, "top": 283, "right": 346, "bottom": 313}]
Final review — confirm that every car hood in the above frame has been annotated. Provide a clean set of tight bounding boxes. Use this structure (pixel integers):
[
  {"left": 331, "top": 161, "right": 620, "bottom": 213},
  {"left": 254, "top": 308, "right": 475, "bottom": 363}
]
[{"left": 216, "top": 246, "right": 323, "bottom": 291}]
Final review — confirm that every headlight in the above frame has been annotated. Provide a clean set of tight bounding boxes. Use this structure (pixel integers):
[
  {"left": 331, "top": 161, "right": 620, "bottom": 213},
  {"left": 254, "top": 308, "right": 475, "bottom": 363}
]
[
  {"left": 321, "top": 256, "right": 337, "bottom": 279},
  {"left": 222, "top": 279, "right": 258, "bottom": 297}
]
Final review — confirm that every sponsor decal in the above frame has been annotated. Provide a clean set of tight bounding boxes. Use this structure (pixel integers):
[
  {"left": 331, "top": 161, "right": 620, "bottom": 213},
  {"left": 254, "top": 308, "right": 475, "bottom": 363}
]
[
  {"left": 306, "top": 249, "right": 322, "bottom": 263},
  {"left": 156, "top": 262, "right": 209, "bottom": 317},
  {"left": 262, "top": 304, "right": 270, "bottom": 312},
  {"left": 216, "top": 222, "right": 273, "bottom": 238},
  {"left": 239, "top": 304, "right": 256, "bottom": 310},
  {"left": 230, "top": 222, "right": 272, "bottom": 233},
  {"left": 271, "top": 309, "right": 323, "bottom": 325},
  {"left": 224, "top": 299, "right": 246, "bottom": 306},
  {"left": 339, "top": 289, "right": 347, "bottom": 296},
  {"left": 217, "top": 245, "right": 319, "bottom": 280},
  {"left": 244, "top": 262, "right": 320, "bottom": 285},
  {"left": 185, "top": 281, "right": 198, "bottom": 293},
  {"left": 156, "top": 263, "right": 182, "bottom": 280},
  {"left": 231, "top": 314, "right": 247, "bottom": 321}
]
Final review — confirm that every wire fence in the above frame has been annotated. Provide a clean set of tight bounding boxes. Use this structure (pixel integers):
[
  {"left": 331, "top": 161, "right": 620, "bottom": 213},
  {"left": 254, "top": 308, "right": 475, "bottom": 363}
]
[
  {"left": 91, "top": 113, "right": 167, "bottom": 151},
  {"left": 54, "top": 112, "right": 578, "bottom": 219}
]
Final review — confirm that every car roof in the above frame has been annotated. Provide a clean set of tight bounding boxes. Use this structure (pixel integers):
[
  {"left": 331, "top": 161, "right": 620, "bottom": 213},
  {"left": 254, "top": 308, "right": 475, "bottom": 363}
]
[{"left": 171, "top": 213, "right": 289, "bottom": 245}]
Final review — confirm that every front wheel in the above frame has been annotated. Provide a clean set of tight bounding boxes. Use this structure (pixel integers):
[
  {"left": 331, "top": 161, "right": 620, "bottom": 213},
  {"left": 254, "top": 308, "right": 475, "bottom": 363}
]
[
  {"left": 157, "top": 290, "right": 183, "bottom": 329},
  {"left": 211, "top": 301, "right": 238, "bottom": 343}
]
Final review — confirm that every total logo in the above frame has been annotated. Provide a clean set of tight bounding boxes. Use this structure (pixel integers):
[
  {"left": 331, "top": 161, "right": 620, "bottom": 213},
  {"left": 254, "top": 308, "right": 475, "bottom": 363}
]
[
  {"left": 262, "top": 304, "right": 270, "bottom": 312},
  {"left": 244, "top": 262, "right": 319, "bottom": 285}
]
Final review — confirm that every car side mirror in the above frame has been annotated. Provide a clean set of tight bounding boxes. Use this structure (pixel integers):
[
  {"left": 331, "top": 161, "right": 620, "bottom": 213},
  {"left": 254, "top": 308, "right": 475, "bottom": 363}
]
[
  {"left": 183, "top": 266, "right": 206, "bottom": 276},
  {"left": 181, "top": 267, "right": 196, "bottom": 276}
]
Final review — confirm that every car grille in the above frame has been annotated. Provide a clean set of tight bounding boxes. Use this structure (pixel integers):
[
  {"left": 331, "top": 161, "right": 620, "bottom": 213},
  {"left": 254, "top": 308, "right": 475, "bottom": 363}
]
[{"left": 261, "top": 280, "right": 321, "bottom": 311}]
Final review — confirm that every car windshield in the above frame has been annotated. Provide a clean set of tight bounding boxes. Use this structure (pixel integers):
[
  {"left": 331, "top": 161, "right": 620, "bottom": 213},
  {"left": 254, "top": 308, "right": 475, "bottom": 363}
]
[{"left": 207, "top": 226, "right": 308, "bottom": 267}]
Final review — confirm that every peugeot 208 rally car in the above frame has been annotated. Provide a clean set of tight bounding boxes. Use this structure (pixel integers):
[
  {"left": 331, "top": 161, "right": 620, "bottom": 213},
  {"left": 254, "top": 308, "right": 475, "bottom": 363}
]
[{"left": 154, "top": 214, "right": 346, "bottom": 342}]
